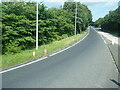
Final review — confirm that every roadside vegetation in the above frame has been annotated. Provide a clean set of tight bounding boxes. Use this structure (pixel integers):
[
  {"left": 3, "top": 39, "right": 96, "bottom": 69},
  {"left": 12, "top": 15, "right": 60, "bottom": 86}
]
[
  {"left": 1, "top": 1, "right": 92, "bottom": 68},
  {"left": 1, "top": 30, "right": 88, "bottom": 69},
  {"left": 2, "top": 2, "right": 92, "bottom": 54},
  {"left": 94, "top": 6, "right": 120, "bottom": 36}
]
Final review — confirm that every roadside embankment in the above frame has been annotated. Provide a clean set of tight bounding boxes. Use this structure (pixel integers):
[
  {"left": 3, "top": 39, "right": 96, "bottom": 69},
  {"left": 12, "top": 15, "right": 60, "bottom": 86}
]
[{"left": 1, "top": 29, "right": 88, "bottom": 69}]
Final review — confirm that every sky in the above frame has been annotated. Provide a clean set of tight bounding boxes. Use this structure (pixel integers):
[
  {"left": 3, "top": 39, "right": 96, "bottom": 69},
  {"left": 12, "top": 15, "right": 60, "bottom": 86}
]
[
  {"left": 1, "top": 0, "right": 119, "bottom": 21},
  {"left": 43, "top": 0, "right": 119, "bottom": 21}
]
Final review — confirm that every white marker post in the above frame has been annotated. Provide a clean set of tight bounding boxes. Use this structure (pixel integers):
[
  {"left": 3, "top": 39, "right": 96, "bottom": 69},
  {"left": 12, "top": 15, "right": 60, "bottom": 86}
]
[
  {"left": 33, "top": 51, "right": 36, "bottom": 57},
  {"left": 112, "top": 39, "right": 115, "bottom": 45}
]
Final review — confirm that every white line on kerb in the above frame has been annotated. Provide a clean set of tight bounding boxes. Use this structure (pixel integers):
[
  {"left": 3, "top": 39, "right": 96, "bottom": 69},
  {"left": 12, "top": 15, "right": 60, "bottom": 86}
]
[{"left": 0, "top": 27, "right": 90, "bottom": 74}]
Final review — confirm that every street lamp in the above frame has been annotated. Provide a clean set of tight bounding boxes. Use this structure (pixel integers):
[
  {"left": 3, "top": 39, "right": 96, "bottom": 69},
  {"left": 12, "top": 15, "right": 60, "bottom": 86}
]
[
  {"left": 75, "top": 1, "right": 77, "bottom": 36},
  {"left": 36, "top": 0, "right": 43, "bottom": 50},
  {"left": 36, "top": 0, "right": 38, "bottom": 50}
]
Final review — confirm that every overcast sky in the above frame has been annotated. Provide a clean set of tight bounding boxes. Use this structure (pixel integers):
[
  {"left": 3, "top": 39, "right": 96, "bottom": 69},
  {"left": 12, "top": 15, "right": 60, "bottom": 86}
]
[{"left": 43, "top": 0, "right": 119, "bottom": 21}]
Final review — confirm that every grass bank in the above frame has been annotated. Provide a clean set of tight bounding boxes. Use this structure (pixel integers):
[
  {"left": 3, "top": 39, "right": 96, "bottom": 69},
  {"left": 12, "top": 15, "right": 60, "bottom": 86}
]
[{"left": 1, "top": 30, "right": 88, "bottom": 69}]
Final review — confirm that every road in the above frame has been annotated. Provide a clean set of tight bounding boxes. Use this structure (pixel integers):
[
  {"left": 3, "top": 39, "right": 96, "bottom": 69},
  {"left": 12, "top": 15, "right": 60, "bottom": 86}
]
[
  {"left": 101, "top": 35, "right": 119, "bottom": 69},
  {"left": 2, "top": 27, "right": 118, "bottom": 88}
]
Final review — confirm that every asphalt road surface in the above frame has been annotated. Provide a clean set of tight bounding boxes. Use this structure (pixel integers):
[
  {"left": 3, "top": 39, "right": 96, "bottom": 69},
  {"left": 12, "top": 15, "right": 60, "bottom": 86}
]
[
  {"left": 101, "top": 35, "right": 119, "bottom": 69},
  {"left": 2, "top": 27, "right": 118, "bottom": 88}
]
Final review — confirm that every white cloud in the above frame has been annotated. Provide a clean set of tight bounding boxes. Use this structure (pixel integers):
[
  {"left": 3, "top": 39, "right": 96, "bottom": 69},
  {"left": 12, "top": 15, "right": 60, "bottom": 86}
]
[
  {"left": 104, "top": 0, "right": 119, "bottom": 7},
  {"left": 44, "top": 0, "right": 119, "bottom": 2},
  {"left": 44, "top": 0, "right": 119, "bottom": 7},
  {"left": 82, "top": 0, "right": 118, "bottom": 2},
  {"left": 44, "top": 0, "right": 66, "bottom": 3}
]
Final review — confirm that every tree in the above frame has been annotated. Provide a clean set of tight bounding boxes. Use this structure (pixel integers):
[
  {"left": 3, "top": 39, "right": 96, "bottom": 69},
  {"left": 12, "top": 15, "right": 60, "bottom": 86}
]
[
  {"left": 2, "top": 1, "right": 92, "bottom": 54},
  {"left": 63, "top": 2, "right": 92, "bottom": 33},
  {"left": 95, "top": 7, "right": 120, "bottom": 36}
]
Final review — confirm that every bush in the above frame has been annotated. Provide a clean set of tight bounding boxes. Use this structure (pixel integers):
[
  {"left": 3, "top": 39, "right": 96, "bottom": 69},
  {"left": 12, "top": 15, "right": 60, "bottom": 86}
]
[{"left": 5, "top": 41, "right": 21, "bottom": 54}]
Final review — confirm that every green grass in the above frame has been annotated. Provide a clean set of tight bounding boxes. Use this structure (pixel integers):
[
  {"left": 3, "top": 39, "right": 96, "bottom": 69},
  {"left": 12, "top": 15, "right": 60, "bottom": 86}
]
[{"left": 1, "top": 30, "right": 88, "bottom": 69}]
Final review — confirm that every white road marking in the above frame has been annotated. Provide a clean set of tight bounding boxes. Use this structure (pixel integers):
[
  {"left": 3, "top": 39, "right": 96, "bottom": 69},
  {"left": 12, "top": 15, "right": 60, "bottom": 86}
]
[
  {"left": 97, "top": 31, "right": 119, "bottom": 45},
  {"left": 1, "top": 27, "right": 90, "bottom": 74},
  {"left": 100, "top": 35, "right": 107, "bottom": 44},
  {"left": 92, "top": 27, "right": 119, "bottom": 73},
  {"left": 49, "top": 47, "right": 71, "bottom": 57},
  {"left": 50, "top": 28, "right": 90, "bottom": 57},
  {"left": 92, "top": 27, "right": 107, "bottom": 44},
  {"left": 0, "top": 56, "right": 48, "bottom": 74}
]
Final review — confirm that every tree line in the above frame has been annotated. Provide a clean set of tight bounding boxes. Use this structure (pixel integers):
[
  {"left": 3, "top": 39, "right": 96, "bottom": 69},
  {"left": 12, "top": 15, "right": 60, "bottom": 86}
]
[
  {"left": 94, "top": 6, "right": 120, "bottom": 36},
  {"left": 2, "top": 2, "right": 92, "bottom": 54}
]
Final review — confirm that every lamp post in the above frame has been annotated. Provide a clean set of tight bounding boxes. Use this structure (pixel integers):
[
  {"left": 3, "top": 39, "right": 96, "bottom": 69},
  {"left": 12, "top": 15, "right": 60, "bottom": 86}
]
[
  {"left": 36, "top": 0, "right": 38, "bottom": 50},
  {"left": 75, "top": 1, "right": 77, "bottom": 36}
]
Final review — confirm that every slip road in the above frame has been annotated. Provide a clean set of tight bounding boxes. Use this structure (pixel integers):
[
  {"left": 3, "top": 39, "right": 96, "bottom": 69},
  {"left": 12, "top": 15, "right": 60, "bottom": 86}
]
[{"left": 2, "top": 27, "right": 118, "bottom": 88}]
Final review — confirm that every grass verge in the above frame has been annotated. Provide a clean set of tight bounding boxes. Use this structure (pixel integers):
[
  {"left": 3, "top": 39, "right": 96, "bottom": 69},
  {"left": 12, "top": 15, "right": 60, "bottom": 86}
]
[{"left": 1, "top": 30, "right": 88, "bottom": 69}]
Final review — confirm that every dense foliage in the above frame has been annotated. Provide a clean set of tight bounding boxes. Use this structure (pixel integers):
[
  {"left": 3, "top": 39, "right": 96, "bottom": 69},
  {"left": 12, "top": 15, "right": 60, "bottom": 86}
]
[
  {"left": 94, "top": 6, "right": 120, "bottom": 36},
  {"left": 63, "top": 2, "right": 92, "bottom": 33},
  {"left": 2, "top": 2, "right": 92, "bottom": 54}
]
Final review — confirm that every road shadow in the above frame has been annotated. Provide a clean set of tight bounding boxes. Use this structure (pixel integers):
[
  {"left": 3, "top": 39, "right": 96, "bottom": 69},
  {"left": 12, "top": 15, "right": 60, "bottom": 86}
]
[{"left": 110, "top": 79, "right": 120, "bottom": 87}]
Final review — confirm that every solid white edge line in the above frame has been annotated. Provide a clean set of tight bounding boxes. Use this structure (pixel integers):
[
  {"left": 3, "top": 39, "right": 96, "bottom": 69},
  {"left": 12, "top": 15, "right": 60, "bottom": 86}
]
[
  {"left": 92, "top": 27, "right": 107, "bottom": 44},
  {"left": 0, "top": 57, "right": 48, "bottom": 74},
  {"left": 99, "top": 35, "right": 106, "bottom": 44},
  {"left": 100, "top": 35, "right": 107, "bottom": 44},
  {"left": 93, "top": 27, "right": 119, "bottom": 73},
  {"left": 50, "top": 27, "right": 90, "bottom": 57},
  {"left": 1, "top": 27, "right": 90, "bottom": 74}
]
